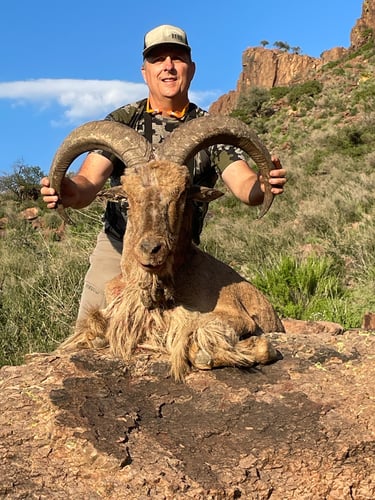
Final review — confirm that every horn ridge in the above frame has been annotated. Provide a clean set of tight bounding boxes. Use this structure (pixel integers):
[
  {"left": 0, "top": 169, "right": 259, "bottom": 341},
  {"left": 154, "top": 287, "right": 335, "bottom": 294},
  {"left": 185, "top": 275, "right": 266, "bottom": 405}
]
[
  {"left": 155, "top": 115, "right": 274, "bottom": 217},
  {"left": 49, "top": 120, "right": 153, "bottom": 221}
]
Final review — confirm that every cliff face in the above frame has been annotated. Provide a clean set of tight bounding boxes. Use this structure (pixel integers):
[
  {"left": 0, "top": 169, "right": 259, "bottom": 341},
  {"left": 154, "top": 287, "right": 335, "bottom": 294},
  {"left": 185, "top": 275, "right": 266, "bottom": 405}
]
[
  {"left": 238, "top": 48, "right": 321, "bottom": 92},
  {"left": 351, "top": 0, "right": 375, "bottom": 48},
  {"left": 210, "top": 0, "right": 375, "bottom": 115}
]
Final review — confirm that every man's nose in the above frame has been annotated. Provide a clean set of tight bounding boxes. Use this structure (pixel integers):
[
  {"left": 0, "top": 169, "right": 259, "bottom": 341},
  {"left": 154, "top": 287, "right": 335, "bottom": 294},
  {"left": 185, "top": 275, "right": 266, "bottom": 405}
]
[{"left": 163, "top": 56, "right": 174, "bottom": 70}]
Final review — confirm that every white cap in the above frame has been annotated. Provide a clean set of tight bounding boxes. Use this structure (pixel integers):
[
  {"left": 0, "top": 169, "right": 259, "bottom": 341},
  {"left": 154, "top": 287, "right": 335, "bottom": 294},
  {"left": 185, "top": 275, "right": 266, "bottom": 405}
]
[{"left": 143, "top": 24, "right": 191, "bottom": 57}]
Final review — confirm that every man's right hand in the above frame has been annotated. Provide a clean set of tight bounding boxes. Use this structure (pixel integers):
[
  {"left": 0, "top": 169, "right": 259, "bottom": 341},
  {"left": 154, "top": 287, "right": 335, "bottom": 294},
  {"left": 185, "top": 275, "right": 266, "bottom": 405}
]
[{"left": 40, "top": 175, "right": 79, "bottom": 209}]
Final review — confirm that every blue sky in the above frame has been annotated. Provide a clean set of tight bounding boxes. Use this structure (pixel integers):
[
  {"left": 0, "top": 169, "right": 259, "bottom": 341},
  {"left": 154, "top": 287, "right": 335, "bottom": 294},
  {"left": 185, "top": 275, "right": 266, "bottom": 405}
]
[{"left": 0, "top": 0, "right": 363, "bottom": 175}]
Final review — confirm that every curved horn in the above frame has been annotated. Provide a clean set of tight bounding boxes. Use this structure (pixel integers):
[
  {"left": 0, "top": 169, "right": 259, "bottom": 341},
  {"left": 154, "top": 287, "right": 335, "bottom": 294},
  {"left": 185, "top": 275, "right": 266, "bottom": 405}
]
[
  {"left": 49, "top": 120, "right": 153, "bottom": 222},
  {"left": 155, "top": 115, "right": 275, "bottom": 218}
]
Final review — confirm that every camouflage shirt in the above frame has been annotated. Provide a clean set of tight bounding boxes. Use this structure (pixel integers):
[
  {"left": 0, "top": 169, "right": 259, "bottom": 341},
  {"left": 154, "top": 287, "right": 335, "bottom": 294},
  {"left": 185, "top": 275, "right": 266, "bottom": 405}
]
[{"left": 98, "top": 98, "right": 246, "bottom": 243}]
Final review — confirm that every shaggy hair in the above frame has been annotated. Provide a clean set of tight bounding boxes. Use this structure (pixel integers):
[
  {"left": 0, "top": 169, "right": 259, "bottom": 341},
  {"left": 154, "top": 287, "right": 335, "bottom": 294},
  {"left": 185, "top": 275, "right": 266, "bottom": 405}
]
[{"left": 60, "top": 160, "right": 283, "bottom": 380}]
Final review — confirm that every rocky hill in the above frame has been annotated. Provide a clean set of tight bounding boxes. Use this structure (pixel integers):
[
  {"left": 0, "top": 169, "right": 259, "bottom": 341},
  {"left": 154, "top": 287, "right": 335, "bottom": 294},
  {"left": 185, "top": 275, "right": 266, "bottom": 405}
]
[{"left": 210, "top": 0, "right": 375, "bottom": 115}]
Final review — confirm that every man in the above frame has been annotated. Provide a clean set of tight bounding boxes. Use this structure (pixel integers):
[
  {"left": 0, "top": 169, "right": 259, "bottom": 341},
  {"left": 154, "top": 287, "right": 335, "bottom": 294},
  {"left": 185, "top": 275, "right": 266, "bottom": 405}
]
[{"left": 41, "top": 24, "right": 287, "bottom": 321}]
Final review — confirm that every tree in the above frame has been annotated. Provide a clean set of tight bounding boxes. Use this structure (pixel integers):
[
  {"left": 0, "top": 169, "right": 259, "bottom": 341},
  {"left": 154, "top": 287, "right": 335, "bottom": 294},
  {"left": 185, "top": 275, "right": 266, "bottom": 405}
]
[
  {"left": 273, "top": 41, "right": 290, "bottom": 52},
  {"left": 0, "top": 161, "right": 45, "bottom": 201},
  {"left": 291, "top": 46, "right": 302, "bottom": 55},
  {"left": 260, "top": 40, "right": 269, "bottom": 48}
]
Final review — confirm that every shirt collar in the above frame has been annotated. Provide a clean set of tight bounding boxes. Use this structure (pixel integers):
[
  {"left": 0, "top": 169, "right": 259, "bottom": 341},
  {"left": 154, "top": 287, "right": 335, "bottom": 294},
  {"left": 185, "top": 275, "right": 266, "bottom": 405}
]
[{"left": 146, "top": 98, "right": 189, "bottom": 119}]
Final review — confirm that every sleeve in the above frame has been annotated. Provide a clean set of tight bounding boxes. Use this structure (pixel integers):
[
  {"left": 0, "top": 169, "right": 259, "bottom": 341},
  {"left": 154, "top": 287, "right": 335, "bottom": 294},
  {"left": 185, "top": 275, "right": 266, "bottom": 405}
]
[
  {"left": 208, "top": 144, "right": 248, "bottom": 174},
  {"left": 88, "top": 106, "right": 136, "bottom": 179},
  {"left": 191, "top": 105, "right": 248, "bottom": 174}
]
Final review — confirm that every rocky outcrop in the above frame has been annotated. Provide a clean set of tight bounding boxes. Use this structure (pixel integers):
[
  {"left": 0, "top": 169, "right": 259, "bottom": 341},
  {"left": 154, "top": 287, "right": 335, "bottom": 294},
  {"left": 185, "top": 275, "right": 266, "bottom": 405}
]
[
  {"left": 351, "top": 0, "right": 375, "bottom": 49},
  {"left": 321, "top": 46, "right": 348, "bottom": 64},
  {"left": 238, "top": 48, "right": 321, "bottom": 92},
  {"left": 209, "top": 48, "right": 321, "bottom": 115},
  {"left": 209, "top": 90, "right": 239, "bottom": 116},
  {"left": 20, "top": 206, "right": 39, "bottom": 221},
  {"left": 1, "top": 323, "right": 374, "bottom": 498}
]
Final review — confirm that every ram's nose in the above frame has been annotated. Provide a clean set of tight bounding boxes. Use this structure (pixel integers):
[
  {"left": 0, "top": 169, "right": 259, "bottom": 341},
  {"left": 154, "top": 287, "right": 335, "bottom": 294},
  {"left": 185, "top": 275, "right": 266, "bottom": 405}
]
[
  {"left": 137, "top": 237, "right": 169, "bottom": 270},
  {"left": 140, "top": 239, "right": 164, "bottom": 256}
]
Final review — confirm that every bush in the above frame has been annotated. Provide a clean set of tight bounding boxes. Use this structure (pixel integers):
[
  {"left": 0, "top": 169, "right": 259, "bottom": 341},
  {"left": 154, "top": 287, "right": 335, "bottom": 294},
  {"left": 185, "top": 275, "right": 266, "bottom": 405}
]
[
  {"left": 250, "top": 255, "right": 357, "bottom": 326},
  {"left": 269, "top": 86, "right": 290, "bottom": 100},
  {"left": 231, "top": 87, "right": 271, "bottom": 123},
  {"left": 288, "top": 80, "right": 323, "bottom": 106},
  {"left": 324, "top": 123, "right": 374, "bottom": 158},
  {"left": 352, "top": 79, "right": 375, "bottom": 111}
]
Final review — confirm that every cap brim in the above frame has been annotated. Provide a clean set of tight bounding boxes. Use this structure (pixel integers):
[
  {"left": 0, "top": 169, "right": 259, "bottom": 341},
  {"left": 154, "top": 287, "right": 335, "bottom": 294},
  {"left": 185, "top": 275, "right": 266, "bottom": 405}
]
[{"left": 143, "top": 42, "right": 191, "bottom": 58}]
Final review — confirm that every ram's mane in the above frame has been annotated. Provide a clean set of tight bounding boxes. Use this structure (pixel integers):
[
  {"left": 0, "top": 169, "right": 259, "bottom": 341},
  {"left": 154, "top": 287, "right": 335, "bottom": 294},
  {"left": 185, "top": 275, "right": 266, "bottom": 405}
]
[{"left": 53, "top": 116, "right": 283, "bottom": 381}]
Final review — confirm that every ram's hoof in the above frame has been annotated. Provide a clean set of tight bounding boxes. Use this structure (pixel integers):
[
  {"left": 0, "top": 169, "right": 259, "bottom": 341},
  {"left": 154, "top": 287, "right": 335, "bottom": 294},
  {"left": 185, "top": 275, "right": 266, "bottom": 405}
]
[
  {"left": 253, "top": 336, "right": 279, "bottom": 364},
  {"left": 90, "top": 336, "right": 109, "bottom": 349},
  {"left": 190, "top": 349, "right": 213, "bottom": 370}
]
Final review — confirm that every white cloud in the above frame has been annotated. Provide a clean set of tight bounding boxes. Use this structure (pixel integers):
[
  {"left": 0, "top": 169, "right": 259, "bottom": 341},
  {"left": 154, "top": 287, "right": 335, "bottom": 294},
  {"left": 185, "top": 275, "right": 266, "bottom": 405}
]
[
  {"left": 189, "top": 90, "right": 221, "bottom": 110},
  {"left": 0, "top": 79, "right": 220, "bottom": 124},
  {"left": 0, "top": 79, "right": 147, "bottom": 123}
]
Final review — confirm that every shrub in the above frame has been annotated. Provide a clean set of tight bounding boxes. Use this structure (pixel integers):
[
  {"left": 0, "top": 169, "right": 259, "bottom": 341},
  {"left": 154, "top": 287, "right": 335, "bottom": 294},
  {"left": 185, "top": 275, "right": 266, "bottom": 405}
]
[
  {"left": 324, "top": 124, "right": 374, "bottom": 158},
  {"left": 288, "top": 80, "right": 323, "bottom": 106},
  {"left": 269, "top": 86, "right": 290, "bottom": 100},
  {"left": 231, "top": 87, "right": 271, "bottom": 123},
  {"left": 250, "top": 255, "right": 355, "bottom": 325}
]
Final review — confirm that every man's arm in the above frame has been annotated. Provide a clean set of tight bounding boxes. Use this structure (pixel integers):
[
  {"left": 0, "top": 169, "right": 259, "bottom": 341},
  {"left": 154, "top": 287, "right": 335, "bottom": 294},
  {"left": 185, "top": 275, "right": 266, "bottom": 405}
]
[
  {"left": 40, "top": 152, "right": 114, "bottom": 210},
  {"left": 221, "top": 157, "right": 287, "bottom": 206}
]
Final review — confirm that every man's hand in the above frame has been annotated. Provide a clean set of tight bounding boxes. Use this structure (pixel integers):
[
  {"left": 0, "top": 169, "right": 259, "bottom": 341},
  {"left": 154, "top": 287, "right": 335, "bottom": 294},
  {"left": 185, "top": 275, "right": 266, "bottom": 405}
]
[
  {"left": 40, "top": 176, "right": 78, "bottom": 209},
  {"left": 259, "top": 156, "right": 287, "bottom": 195}
]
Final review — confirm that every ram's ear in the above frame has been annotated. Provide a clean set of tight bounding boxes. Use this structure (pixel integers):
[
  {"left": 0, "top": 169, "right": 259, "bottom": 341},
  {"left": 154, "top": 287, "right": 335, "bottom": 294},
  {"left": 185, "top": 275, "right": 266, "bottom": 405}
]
[
  {"left": 96, "top": 186, "right": 128, "bottom": 202},
  {"left": 187, "top": 185, "right": 224, "bottom": 202}
]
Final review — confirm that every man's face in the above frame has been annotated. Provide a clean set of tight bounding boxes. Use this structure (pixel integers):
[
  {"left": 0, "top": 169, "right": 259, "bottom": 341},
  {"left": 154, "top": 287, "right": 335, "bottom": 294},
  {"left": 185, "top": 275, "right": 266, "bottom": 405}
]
[{"left": 142, "top": 45, "right": 195, "bottom": 103}]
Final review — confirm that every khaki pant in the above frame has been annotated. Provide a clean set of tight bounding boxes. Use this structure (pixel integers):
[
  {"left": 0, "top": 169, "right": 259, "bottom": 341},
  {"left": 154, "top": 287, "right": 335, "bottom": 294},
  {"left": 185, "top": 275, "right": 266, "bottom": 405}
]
[{"left": 77, "top": 230, "right": 123, "bottom": 321}]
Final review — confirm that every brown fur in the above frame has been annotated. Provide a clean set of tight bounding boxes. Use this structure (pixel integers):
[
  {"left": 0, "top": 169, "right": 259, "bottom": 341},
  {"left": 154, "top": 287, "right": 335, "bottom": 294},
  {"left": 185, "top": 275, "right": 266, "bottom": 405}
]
[{"left": 61, "top": 160, "right": 284, "bottom": 380}]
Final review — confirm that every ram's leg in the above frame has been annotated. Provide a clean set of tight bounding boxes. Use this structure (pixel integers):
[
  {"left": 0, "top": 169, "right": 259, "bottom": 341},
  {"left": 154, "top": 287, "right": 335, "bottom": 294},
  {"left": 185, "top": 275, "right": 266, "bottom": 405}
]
[
  {"left": 230, "top": 335, "right": 279, "bottom": 365},
  {"left": 57, "top": 308, "right": 109, "bottom": 352},
  {"left": 188, "top": 314, "right": 279, "bottom": 371}
]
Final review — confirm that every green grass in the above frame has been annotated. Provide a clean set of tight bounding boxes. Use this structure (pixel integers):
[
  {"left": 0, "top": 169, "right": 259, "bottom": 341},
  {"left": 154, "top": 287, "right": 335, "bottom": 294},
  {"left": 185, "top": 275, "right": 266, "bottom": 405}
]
[{"left": 0, "top": 206, "right": 102, "bottom": 365}]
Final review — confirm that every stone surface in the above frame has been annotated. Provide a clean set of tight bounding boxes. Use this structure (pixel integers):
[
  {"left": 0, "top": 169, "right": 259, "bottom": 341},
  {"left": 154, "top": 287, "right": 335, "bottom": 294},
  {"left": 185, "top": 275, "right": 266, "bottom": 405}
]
[
  {"left": 1, "top": 325, "right": 374, "bottom": 499},
  {"left": 362, "top": 311, "right": 375, "bottom": 330},
  {"left": 239, "top": 48, "right": 321, "bottom": 92},
  {"left": 282, "top": 318, "right": 345, "bottom": 335},
  {"left": 19, "top": 206, "right": 39, "bottom": 221},
  {"left": 209, "top": 48, "right": 322, "bottom": 116}
]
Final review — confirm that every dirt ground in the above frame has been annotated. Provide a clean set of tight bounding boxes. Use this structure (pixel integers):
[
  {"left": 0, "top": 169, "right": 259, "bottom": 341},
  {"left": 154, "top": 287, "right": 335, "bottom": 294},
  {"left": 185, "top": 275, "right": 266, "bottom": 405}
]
[{"left": 0, "top": 324, "right": 374, "bottom": 499}]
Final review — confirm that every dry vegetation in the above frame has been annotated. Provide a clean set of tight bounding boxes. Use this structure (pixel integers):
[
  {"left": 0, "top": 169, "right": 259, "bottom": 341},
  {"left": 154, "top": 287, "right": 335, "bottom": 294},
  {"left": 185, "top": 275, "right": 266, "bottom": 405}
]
[{"left": 1, "top": 42, "right": 375, "bottom": 366}]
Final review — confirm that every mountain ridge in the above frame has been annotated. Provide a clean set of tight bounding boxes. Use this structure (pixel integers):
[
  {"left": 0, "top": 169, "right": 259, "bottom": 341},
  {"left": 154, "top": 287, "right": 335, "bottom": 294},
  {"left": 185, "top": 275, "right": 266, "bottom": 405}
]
[{"left": 210, "top": 0, "right": 375, "bottom": 115}]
